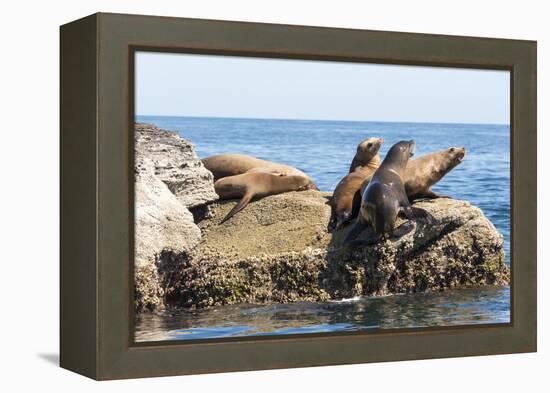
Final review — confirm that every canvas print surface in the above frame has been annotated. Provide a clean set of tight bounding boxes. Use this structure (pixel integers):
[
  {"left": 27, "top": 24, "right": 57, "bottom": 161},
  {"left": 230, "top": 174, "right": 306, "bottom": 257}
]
[{"left": 133, "top": 52, "right": 510, "bottom": 342}]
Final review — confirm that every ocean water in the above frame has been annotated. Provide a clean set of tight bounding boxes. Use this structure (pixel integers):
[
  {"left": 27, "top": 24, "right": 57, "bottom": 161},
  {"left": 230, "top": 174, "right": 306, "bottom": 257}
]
[
  {"left": 135, "top": 115, "right": 511, "bottom": 342},
  {"left": 135, "top": 286, "right": 510, "bottom": 342}
]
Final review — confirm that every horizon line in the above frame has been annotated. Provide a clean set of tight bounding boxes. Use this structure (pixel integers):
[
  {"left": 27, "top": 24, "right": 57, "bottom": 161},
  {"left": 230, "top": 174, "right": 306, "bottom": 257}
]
[{"left": 136, "top": 113, "right": 510, "bottom": 127}]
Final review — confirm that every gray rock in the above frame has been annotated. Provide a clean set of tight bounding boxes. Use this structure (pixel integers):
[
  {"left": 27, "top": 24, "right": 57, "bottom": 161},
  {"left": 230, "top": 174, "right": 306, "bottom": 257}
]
[
  {"left": 134, "top": 163, "right": 201, "bottom": 269},
  {"left": 134, "top": 123, "right": 218, "bottom": 311},
  {"left": 135, "top": 123, "right": 218, "bottom": 208},
  {"left": 134, "top": 164, "right": 202, "bottom": 311}
]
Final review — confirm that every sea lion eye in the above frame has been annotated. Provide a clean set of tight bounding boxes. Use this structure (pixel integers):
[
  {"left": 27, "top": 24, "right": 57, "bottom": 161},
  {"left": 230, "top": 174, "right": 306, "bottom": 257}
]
[
  {"left": 450, "top": 147, "right": 455, "bottom": 152},
  {"left": 367, "top": 143, "right": 372, "bottom": 148}
]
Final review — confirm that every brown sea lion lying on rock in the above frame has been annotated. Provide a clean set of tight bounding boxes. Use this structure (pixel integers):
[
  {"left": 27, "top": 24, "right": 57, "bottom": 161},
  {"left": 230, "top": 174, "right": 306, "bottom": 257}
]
[
  {"left": 202, "top": 153, "right": 311, "bottom": 180},
  {"left": 214, "top": 172, "right": 318, "bottom": 223},
  {"left": 203, "top": 153, "right": 319, "bottom": 223}
]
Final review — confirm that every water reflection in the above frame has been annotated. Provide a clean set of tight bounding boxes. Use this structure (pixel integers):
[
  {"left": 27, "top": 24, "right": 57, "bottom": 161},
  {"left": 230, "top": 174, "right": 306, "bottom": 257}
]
[{"left": 135, "top": 286, "right": 510, "bottom": 342}]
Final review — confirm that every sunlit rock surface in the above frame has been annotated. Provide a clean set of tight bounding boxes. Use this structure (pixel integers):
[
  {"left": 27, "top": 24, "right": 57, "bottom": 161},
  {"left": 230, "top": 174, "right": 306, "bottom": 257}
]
[{"left": 135, "top": 123, "right": 218, "bottom": 208}]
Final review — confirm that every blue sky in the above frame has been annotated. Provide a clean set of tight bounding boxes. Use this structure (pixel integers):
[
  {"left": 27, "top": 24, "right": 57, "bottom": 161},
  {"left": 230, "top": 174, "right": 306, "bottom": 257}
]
[{"left": 136, "top": 52, "right": 510, "bottom": 124}]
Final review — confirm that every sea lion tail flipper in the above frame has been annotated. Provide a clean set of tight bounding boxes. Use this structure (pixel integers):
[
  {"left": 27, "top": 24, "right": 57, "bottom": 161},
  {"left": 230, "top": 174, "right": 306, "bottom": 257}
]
[
  {"left": 391, "top": 221, "right": 415, "bottom": 239},
  {"left": 219, "top": 193, "right": 253, "bottom": 224},
  {"left": 411, "top": 190, "right": 451, "bottom": 201},
  {"left": 342, "top": 218, "right": 367, "bottom": 245},
  {"left": 410, "top": 206, "right": 433, "bottom": 220},
  {"left": 433, "top": 192, "right": 451, "bottom": 199},
  {"left": 401, "top": 205, "right": 433, "bottom": 221}
]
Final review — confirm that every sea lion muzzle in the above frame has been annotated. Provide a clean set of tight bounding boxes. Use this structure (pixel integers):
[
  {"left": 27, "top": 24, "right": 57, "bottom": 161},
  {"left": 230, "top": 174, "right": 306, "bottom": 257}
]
[
  {"left": 408, "top": 140, "right": 416, "bottom": 157},
  {"left": 455, "top": 147, "right": 466, "bottom": 162}
]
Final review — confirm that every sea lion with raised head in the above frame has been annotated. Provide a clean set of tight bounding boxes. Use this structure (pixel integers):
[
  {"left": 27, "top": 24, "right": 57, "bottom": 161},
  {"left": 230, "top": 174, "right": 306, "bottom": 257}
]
[
  {"left": 202, "top": 154, "right": 310, "bottom": 180},
  {"left": 403, "top": 147, "right": 466, "bottom": 200},
  {"left": 330, "top": 137, "right": 383, "bottom": 229},
  {"left": 359, "top": 147, "right": 466, "bottom": 201},
  {"left": 215, "top": 172, "right": 318, "bottom": 223},
  {"left": 344, "top": 140, "right": 429, "bottom": 246},
  {"left": 349, "top": 137, "right": 384, "bottom": 173}
]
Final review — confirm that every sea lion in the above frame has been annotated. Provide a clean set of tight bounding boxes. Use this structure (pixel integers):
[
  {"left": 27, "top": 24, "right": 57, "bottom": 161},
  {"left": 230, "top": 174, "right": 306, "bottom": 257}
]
[
  {"left": 331, "top": 137, "right": 383, "bottom": 229},
  {"left": 403, "top": 147, "right": 466, "bottom": 200},
  {"left": 359, "top": 147, "right": 466, "bottom": 201},
  {"left": 349, "top": 137, "right": 384, "bottom": 173},
  {"left": 202, "top": 154, "right": 310, "bottom": 180},
  {"left": 215, "top": 172, "right": 318, "bottom": 223},
  {"left": 344, "top": 140, "right": 429, "bottom": 245}
]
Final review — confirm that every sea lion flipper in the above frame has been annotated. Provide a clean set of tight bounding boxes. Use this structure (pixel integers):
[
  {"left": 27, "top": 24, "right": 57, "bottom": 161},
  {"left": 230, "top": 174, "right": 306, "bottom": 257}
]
[
  {"left": 410, "top": 189, "right": 450, "bottom": 201},
  {"left": 401, "top": 206, "right": 432, "bottom": 221},
  {"left": 343, "top": 217, "right": 368, "bottom": 245},
  {"left": 334, "top": 190, "right": 362, "bottom": 230},
  {"left": 432, "top": 192, "right": 451, "bottom": 199},
  {"left": 421, "top": 189, "right": 440, "bottom": 199},
  {"left": 391, "top": 221, "right": 415, "bottom": 239},
  {"left": 410, "top": 206, "right": 433, "bottom": 220},
  {"left": 219, "top": 193, "right": 253, "bottom": 224}
]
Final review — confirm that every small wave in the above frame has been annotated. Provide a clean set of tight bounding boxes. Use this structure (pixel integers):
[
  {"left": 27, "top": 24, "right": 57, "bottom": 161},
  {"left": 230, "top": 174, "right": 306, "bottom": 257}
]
[{"left": 330, "top": 296, "right": 362, "bottom": 303}]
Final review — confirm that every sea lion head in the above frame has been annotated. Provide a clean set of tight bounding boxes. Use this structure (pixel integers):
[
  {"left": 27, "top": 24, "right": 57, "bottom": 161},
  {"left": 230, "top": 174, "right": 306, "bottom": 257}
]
[
  {"left": 384, "top": 140, "right": 416, "bottom": 169},
  {"left": 436, "top": 147, "right": 466, "bottom": 177},
  {"left": 356, "top": 137, "right": 384, "bottom": 161},
  {"left": 294, "top": 176, "right": 319, "bottom": 191},
  {"left": 447, "top": 146, "right": 466, "bottom": 165}
]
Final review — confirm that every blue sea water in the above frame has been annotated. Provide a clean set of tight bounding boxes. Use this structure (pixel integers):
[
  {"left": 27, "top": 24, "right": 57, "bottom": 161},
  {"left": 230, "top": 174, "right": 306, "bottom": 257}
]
[
  {"left": 135, "top": 115, "right": 511, "bottom": 342},
  {"left": 135, "top": 286, "right": 510, "bottom": 342}
]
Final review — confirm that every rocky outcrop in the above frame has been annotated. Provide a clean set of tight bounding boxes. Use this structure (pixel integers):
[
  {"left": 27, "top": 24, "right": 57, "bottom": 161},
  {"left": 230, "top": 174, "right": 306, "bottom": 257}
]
[
  {"left": 133, "top": 123, "right": 509, "bottom": 312},
  {"left": 134, "top": 164, "right": 201, "bottom": 268},
  {"left": 135, "top": 123, "right": 218, "bottom": 208},
  {"left": 157, "top": 193, "right": 508, "bottom": 309},
  {"left": 134, "top": 123, "right": 218, "bottom": 311}
]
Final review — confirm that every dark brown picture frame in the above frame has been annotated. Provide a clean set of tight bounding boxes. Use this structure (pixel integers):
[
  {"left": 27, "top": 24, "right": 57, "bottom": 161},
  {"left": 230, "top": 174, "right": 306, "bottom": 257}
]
[{"left": 60, "top": 12, "right": 537, "bottom": 380}]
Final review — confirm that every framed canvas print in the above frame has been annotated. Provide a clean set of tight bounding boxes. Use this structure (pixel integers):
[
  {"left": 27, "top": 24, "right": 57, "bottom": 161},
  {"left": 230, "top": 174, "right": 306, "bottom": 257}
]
[{"left": 60, "top": 13, "right": 537, "bottom": 380}]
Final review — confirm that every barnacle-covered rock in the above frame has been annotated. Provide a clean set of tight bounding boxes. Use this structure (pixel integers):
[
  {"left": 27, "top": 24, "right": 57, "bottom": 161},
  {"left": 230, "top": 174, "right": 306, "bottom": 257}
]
[{"left": 161, "top": 193, "right": 508, "bottom": 309}]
